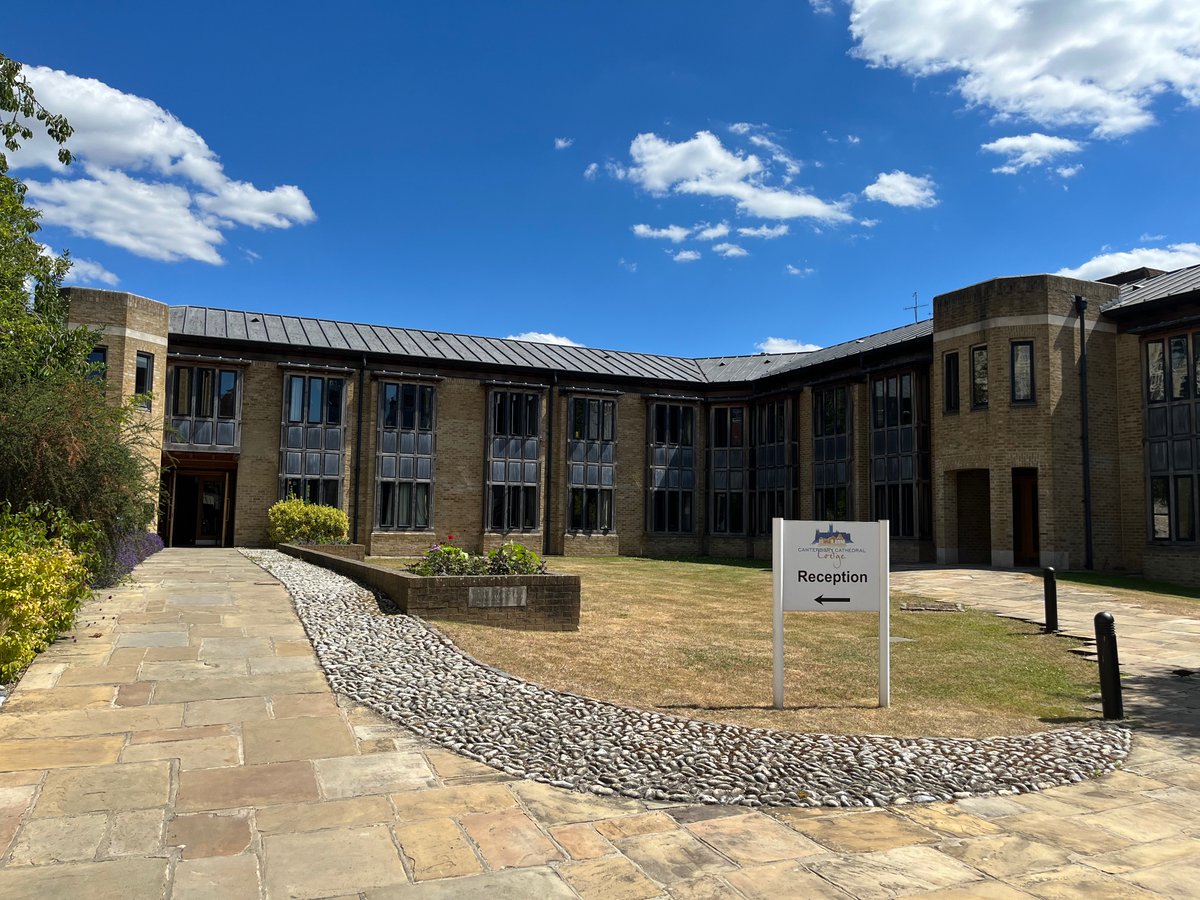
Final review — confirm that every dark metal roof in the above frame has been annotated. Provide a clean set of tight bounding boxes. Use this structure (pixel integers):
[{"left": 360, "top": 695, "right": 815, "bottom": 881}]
[
  {"left": 169, "top": 307, "right": 707, "bottom": 383},
  {"left": 1104, "top": 265, "right": 1200, "bottom": 314},
  {"left": 696, "top": 319, "right": 933, "bottom": 383},
  {"left": 168, "top": 306, "right": 933, "bottom": 386}
]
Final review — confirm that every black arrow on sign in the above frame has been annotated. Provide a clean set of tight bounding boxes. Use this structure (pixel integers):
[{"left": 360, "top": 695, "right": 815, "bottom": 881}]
[{"left": 814, "top": 595, "right": 851, "bottom": 605}]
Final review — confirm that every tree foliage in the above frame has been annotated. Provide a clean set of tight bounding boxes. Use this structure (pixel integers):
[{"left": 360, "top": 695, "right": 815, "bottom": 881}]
[
  {"left": 0, "top": 51, "right": 72, "bottom": 175},
  {"left": 0, "top": 51, "right": 158, "bottom": 587}
]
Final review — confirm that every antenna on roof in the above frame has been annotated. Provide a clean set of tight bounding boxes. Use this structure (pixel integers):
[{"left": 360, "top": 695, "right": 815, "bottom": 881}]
[{"left": 905, "top": 291, "right": 928, "bottom": 323}]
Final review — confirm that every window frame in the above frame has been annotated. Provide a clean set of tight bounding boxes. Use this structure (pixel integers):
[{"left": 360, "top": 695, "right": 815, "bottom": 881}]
[
  {"left": 709, "top": 404, "right": 748, "bottom": 536},
  {"left": 87, "top": 346, "right": 108, "bottom": 382},
  {"left": 1010, "top": 340, "right": 1036, "bottom": 405},
  {"left": 1143, "top": 333, "right": 1200, "bottom": 544},
  {"left": 135, "top": 351, "right": 154, "bottom": 409},
  {"left": 279, "top": 373, "right": 346, "bottom": 508},
  {"left": 812, "top": 385, "right": 852, "bottom": 521},
  {"left": 566, "top": 396, "right": 617, "bottom": 534},
  {"left": 646, "top": 402, "right": 696, "bottom": 534},
  {"left": 485, "top": 389, "right": 541, "bottom": 533},
  {"left": 970, "top": 344, "right": 989, "bottom": 410},
  {"left": 943, "top": 351, "right": 959, "bottom": 413},
  {"left": 375, "top": 381, "right": 436, "bottom": 531},
  {"left": 166, "top": 364, "right": 242, "bottom": 449},
  {"left": 870, "top": 369, "right": 932, "bottom": 540}
]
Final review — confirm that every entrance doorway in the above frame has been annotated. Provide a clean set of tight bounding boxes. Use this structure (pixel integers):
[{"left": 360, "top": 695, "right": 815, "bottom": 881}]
[
  {"left": 164, "top": 469, "right": 236, "bottom": 547},
  {"left": 955, "top": 469, "right": 992, "bottom": 564},
  {"left": 1012, "top": 468, "right": 1040, "bottom": 567}
]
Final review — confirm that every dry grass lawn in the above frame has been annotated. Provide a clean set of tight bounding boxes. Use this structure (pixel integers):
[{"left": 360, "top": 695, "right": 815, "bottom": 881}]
[{"left": 378, "top": 556, "right": 1099, "bottom": 738}]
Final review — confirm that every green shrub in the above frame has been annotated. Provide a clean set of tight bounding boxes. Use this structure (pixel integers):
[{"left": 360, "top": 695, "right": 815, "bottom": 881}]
[
  {"left": 0, "top": 506, "right": 92, "bottom": 682},
  {"left": 408, "top": 537, "right": 546, "bottom": 577},
  {"left": 267, "top": 497, "right": 349, "bottom": 545},
  {"left": 408, "top": 539, "right": 488, "bottom": 576},
  {"left": 487, "top": 541, "right": 546, "bottom": 575}
]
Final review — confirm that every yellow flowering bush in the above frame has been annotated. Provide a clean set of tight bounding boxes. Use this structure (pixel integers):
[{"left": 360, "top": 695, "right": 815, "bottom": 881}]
[
  {"left": 0, "top": 510, "right": 92, "bottom": 682},
  {"left": 267, "top": 497, "right": 350, "bottom": 546}
]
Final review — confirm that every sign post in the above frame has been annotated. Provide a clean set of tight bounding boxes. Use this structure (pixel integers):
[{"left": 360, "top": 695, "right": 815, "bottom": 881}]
[{"left": 772, "top": 519, "right": 890, "bottom": 709}]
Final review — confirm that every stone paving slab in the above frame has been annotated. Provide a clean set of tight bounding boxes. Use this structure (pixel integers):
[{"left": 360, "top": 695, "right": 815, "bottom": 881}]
[{"left": 0, "top": 548, "right": 1194, "bottom": 898}]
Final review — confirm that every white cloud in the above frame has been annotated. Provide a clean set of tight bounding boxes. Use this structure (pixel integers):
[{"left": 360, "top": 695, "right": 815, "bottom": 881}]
[
  {"left": 847, "top": 134, "right": 861, "bottom": 144},
  {"left": 748, "top": 133, "right": 802, "bottom": 180},
  {"left": 241, "top": 247, "right": 262, "bottom": 262},
  {"left": 862, "top": 170, "right": 939, "bottom": 208},
  {"left": 695, "top": 221, "right": 730, "bottom": 240},
  {"left": 728, "top": 122, "right": 756, "bottom": 134},
  {"left": 506, "top": 331, "right": 583, "bottom": 346},
  {"left": 981, "top": 132, "right": 1083, "bottom": 173},
  {"left": 1056, "top": 242, "right": 1200, "bottom": 281},
  {"left": 809, "top": 1, "right": 834, "bottom": 15},
  {"left": 623, "top": 131, "right": 852, "bottom": 222},
  {"left": 617, "top": 257, "right": 637, "bottom": 273},
  {"left": 738, "top": 223, "right": 789, "bottom": 239},
  {"left": 673, "top": 250, "right": 701, "bottom": 263},
  {"left": 712, "top": 242, "right": 749, "bottom": 258},
  {"left": 1056, "top": 164, "right": 1083, "bottom": 178},
  {"left": 632, "top": 223, "right": 691, "bottom": 243},
  {"left": 1140, "top": 232, "right": 1166, "bottom": 242},
  {"left": 14, "top": 65, "right": 314, "bottom": 264},
  {"left": 583, "top": 162, "right": 599, "bottom": 179},
  {"left": 859, "top": 218, "right": 880, "bottom": 227},
  {"left": 786, "top": 264, "right": 816, "bottom": 277},
  {"left": 845, "top": 0, "right": 1200, "bottom": 138},
  {"left": 554, "top": 137, "right": 574, "bottom": 150},
  {"left": 56, "top": 254, "right": 119, "bottom": 286},
  {"left": 756, "top": 337, "right": 821, "bottom": 353}
]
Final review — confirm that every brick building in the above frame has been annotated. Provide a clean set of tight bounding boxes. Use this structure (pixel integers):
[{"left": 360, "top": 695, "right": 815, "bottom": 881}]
[{"left": 65, "top": 264, "right": 1200, "bottom": 583}]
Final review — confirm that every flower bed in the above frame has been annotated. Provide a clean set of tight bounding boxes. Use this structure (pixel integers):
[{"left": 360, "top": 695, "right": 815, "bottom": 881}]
[{"left": 279, "top": 541, "right": 579, "bottom": 631}]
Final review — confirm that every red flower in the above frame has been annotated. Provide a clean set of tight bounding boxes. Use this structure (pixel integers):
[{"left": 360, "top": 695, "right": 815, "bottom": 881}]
[{"left": 447, "top": 533, "right": 455, "bottom": 541}]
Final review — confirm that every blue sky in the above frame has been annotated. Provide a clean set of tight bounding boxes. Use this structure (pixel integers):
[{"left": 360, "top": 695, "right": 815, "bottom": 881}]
[{"left": 7, "top": 1, "right": 1200, "bottom": 356}]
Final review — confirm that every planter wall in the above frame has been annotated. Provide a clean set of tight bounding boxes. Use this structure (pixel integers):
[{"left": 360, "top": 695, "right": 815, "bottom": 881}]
[{"left": 278, "top": 544, "right": 579, "bottom": 630}]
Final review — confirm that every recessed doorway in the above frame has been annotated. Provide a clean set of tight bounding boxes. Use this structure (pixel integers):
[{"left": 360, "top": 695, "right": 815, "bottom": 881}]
[
  {"left": 1012, "top": 468, "right": 1040, "bottom": 567},
  {"left": 164, "top": 469, "right": 236, "bottom": 547}
]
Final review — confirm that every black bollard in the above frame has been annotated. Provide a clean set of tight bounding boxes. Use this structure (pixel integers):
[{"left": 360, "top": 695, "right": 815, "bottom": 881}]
[
  {"left": 1043, "top": 567, "right": 1058, "bottom": 633},
  {"left": 1094, "top": 611, "right": 1123, "bottom": 719}
]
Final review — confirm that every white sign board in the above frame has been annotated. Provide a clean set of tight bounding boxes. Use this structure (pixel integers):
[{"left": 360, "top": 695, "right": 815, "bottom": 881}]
[{"left": 772, "top": 519, "right": 890, "bottom": 708}]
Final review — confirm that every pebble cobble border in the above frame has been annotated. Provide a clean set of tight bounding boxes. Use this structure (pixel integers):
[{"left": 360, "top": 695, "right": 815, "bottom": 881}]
[{"left": 242, "top": 549, "right": 1130, "bottom": 810}]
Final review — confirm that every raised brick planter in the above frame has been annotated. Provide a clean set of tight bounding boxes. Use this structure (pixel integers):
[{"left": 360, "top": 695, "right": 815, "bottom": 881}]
[{"left": 278, "top": 544, "right": 579, "bottom": 631}]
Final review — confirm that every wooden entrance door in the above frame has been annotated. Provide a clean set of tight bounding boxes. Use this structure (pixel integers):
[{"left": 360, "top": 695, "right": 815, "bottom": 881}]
[{"left": 1012, "top": 468, "right": 1039, "bottom": 567}]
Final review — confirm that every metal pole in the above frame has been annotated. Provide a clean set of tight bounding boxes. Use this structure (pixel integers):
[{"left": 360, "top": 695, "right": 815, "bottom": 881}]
[
  {"left": 772, "top": 518, "right": 785, "bottom": 710},
  {"left": 1075, "top": 296, "right": 1095, "bottom": 569},
  {"left": 879, "top": 519, "right": 891, "bottom": 708},
  {"left": 1094, "top": 611, "right": 1124, "bottom": 719},
  {"left": 1043, "top": 567, "right": 1058, "bottom": 633}
]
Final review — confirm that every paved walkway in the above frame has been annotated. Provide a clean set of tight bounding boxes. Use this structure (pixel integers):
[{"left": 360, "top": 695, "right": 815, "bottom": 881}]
[{"left": 0, "top": 550, "right": 1194, "bottom": 898}]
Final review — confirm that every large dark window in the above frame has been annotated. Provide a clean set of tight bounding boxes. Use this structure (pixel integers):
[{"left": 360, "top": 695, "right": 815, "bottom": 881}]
[
  {"left": 168, "top": 365, "right": 240, "bottom": 448},
  {"left": 1011, "top": 341, "right": 1035, "bottom": 404},
  {"left": 135, "top": 352, "right": 154, "bottom": 409},
  {"left": 813, "top": 386, "right": 851, "bottom": 520},
  {"left": 280, "top": 373, "right": 345, "bottom": 507},
  {"left": 487, "top": 390, "right": 540, "bottom": 531},
  {"left": 871, "top": 371, "right": 932, "bottom": 539},
  {"left": 710, "top": 406, "right": 746, "bottom": 534},
  {"left": 647, "top": 402, "right": 695, "bottom": 533},
  {"left": 567, "top": 397, "right": 616, "bottom": 532},
  {"left": 377, "top": 382, "right": 435, "bottom": 529},
  {"left": 87, "top": 346, "right": 107, "bottom": 381},
  {"left": 752, "top": 399, "right": 795, "bottom": 534},
  {"left": 943, "top": 351, "right": 959, "bottom": 412},
  {"left": 971, "top": 345, "right": 988, "bottom": 409},
  {"left": 1145, "top": 334, "right": 1198, "bottom": 542}
]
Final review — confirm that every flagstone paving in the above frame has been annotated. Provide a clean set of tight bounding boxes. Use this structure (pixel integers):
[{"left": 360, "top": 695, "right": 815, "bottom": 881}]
[{"left": 0, "top": 549, "right": 1194, "bottom": 898}]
